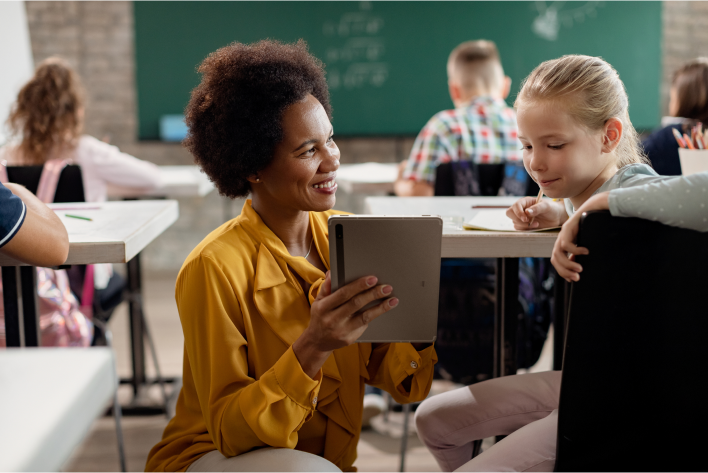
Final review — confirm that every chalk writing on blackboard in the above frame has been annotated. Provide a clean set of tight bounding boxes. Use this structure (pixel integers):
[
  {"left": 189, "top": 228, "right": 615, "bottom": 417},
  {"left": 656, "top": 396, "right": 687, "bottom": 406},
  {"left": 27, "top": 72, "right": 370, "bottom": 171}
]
[
  {"left": 532, "top": 1, "right": 605, "bottom": 41},
  {"left": 323, "top": 2, "right": 388, "bottom": 90}
]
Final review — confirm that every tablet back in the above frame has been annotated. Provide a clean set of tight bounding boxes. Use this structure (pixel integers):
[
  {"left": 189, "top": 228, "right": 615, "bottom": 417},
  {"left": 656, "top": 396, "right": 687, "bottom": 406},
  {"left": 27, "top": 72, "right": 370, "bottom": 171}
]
[{"left": 328, "top": 215, "right": 442, "bottom": 343}]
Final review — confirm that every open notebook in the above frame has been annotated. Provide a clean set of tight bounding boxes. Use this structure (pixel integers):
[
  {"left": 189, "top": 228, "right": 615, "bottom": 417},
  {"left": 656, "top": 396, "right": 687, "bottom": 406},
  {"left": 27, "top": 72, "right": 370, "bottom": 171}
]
[{"left": 463, "top": 209, "right": 561, "bottom": 233}]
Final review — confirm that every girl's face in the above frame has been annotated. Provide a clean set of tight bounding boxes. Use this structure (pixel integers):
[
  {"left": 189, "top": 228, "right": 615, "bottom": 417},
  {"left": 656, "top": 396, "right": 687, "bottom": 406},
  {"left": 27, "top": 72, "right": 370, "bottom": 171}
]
[
  {"left": 517, "top": 100, "right": 619, "bottom": 206},
  {"left": 255, "top": 94, "right": 340, "bottom": 213},
  {"left": 669, "top": 86, "right": 679, "bottom": 117}
]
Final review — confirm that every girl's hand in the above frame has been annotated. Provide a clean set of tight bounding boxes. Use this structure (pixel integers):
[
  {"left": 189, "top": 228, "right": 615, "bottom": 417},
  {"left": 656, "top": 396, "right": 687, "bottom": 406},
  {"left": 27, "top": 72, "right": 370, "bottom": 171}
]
[
  {"left": 506, "top": 197, "right": 568, "bottom": 230},
  {"left": 293, "top": 272, "right": 398, "bottom": 377},
  {"left": 551, "top": 192, "right": 610, "bottom": 282},
  {"left": 551, "top": 212, "right": 588, "bottom": 282}
]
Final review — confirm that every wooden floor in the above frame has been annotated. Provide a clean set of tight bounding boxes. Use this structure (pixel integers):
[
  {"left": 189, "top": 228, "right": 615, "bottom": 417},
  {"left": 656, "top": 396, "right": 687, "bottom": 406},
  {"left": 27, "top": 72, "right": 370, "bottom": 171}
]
[{"left": 63, "top": 271, "right": 552, "bottom": 472}]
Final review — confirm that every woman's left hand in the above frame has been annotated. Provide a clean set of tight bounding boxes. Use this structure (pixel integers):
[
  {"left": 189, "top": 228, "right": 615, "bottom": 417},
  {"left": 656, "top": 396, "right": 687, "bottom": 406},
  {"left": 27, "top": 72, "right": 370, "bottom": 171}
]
[{"left": 551, "top": 192, "right": 610, "bottom": 282}]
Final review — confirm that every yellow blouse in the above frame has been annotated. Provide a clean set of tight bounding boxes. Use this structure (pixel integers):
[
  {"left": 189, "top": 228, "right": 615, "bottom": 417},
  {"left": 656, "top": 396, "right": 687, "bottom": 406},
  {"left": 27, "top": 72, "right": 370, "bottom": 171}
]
[{"left": 145, "top": 200, "right": 437, "bottom": 472}]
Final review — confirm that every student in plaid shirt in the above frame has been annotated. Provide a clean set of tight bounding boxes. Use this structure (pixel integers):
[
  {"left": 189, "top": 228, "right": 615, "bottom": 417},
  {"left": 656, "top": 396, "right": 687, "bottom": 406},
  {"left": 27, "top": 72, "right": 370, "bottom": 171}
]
[{"left": 395, "top": 40, "right": 522, "bottom": 196}]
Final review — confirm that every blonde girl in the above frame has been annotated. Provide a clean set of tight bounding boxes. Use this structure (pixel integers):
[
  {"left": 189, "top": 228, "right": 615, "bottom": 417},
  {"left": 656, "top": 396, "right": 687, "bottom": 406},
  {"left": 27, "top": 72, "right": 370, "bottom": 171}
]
[{"left": 414, "top": 55, "right": 675, "bottom": 472}]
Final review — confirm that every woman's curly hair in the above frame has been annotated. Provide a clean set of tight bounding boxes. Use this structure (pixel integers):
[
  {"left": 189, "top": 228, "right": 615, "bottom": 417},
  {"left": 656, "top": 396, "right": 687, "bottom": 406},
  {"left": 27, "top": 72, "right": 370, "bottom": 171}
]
[
  {"left": 184, "top": 39, "right": 332, "bottom": 198},
  {"left": 6, "top": 57, "right": 84, "bottom": 164}
]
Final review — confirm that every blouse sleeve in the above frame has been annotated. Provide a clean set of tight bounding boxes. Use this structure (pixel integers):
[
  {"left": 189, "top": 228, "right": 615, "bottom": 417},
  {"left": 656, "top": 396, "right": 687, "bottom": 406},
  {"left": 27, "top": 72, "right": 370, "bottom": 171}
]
[
  {"left": 609, "top": 172, "right": 708, "bottom": 232},
  {"left": 80, "top": 136, "right": 163, "bottom": 189},
  {"left": 365, "top": 343, "right": 437, "bottom": 404},
  {"left": 176, "top": 255, "right": 324, "bottom": 457}
]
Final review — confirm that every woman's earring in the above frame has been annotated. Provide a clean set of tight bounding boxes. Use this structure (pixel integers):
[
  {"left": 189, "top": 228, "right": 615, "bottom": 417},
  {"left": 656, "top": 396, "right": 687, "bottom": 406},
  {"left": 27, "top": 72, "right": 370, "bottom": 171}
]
[{"left": 255, "top": 178, "right": 260, "bottom": 182}]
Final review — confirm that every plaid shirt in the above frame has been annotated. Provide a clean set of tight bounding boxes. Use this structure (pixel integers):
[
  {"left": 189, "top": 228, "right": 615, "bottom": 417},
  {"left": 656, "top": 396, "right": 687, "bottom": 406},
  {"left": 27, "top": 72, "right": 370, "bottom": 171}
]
[{"left": 403, "top": 96, "right": 522, "bottom": 183}]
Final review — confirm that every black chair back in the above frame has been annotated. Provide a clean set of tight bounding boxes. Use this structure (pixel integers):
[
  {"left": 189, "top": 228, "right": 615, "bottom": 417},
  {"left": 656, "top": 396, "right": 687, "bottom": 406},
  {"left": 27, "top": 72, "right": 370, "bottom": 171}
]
[
  {"left": 555, "top": 211, "right": 708, "bottom": 472},
  {"left": 6, "top": 164, "right": 85, "bottom": 203},
  {"left": 434, "top": 161, "right": 538, "bottom": 197}
]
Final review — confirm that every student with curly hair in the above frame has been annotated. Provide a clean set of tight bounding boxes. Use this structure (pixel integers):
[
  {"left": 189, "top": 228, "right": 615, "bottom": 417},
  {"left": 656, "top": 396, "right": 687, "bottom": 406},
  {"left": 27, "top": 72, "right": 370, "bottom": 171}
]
[
  {"left": 145, "top": 39, "right": 437, "bottom": 472},
  {"left": 0, "top": 57, "right": 161, "bottom": 202}
]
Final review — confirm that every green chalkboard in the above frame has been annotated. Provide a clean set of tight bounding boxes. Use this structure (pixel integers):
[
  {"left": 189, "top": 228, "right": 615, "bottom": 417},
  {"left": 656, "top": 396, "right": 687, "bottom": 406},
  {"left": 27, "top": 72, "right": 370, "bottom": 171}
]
[{"left": 134, "top": 1, "right": 662, "bottom": 139}]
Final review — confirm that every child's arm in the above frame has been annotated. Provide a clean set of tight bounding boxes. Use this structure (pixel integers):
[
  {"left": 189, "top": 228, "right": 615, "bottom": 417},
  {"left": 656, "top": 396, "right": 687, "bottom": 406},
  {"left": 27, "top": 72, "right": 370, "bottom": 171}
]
[
  {"left": 551, "top": 192, "right": 607, "bottom": 282},
  {"left": 506, "top": 196, "right": 568, "bottom": 230},
  {"left": 553, "top": 172, "right": 708, "bottom": 282}
]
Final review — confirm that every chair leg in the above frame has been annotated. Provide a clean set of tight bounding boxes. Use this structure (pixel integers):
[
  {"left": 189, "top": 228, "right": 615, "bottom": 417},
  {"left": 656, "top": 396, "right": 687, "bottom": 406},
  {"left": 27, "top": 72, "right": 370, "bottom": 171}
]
[
  {"left": 96, "top": 319, "right": 127, "bottom": 472},
  {"left": 399, "top": 402, "right": 411, "bottom": 472},
  {"left": 471, "top": 439, "right": 482, "bottom": 458},
  {"left": 141, "top": 313, "right": 169, "bottom": 417},
  {"left": 383, "top": 391, "right": 393, "bottom": 423}
]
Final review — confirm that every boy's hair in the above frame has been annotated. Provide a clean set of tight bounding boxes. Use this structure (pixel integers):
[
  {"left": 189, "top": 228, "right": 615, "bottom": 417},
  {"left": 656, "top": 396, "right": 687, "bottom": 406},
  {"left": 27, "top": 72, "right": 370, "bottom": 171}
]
[
  {"left": 7, "top": 57, "right": 84, "bottom": 165},
  {"left": 672, "top": 57, "right": 708, "bottom": 123},
  {"left": 515, "top": 55, "right": 649, "bottom": 169},
  {"left": 447, "top": 40, "right": 504, "bottom": 93}
]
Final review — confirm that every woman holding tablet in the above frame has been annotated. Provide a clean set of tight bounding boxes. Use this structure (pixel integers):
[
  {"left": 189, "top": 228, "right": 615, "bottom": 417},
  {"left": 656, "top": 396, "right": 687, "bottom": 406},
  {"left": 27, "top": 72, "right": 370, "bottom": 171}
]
[{"left": 145, "top": 40, "right": 437, "bottom": 472}]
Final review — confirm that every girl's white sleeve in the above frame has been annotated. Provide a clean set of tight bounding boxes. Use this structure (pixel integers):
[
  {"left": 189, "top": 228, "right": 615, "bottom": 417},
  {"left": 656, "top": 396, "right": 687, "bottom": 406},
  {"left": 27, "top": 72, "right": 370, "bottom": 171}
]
[
  {"left": 608, "top": 172, "right": 708, "bottom": 232},
  {"left": 79, "top": 136, "right": 162, "bottom": 189}
]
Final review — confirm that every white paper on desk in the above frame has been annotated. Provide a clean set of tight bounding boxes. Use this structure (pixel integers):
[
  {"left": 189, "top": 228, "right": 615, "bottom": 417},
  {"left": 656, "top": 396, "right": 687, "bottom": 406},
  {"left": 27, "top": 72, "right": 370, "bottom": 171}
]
[{"left": 463, "top": 210, "right": 561, "bottom": 232}]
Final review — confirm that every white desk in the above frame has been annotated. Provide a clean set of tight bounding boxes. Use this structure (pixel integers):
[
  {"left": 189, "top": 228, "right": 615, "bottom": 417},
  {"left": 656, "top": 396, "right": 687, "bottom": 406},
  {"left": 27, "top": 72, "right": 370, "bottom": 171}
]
[
  {"left": 0, "top": 348, "right": 115, "bottom": 472},
  {"left": 365, "top": 196, "right": 557, "bottom": 258},
  {"left": 364, "top": 196, "right": 564, "bottom": 377},
  {"left": 1, "top": 200, "right": 179, "bottom": 402},
  {"left": 107, "top": 165, "right": 214, "bottom": 198},
  {"left": 0, "top": 200, "right": 179, "bottom": 267},
  {"left": 336, "top": 162, "right": 398, "bottom": 194}
]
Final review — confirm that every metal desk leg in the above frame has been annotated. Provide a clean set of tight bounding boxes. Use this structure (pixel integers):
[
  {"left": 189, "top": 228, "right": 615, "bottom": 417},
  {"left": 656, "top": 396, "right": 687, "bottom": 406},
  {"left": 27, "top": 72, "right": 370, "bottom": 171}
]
[
  {"left": 494, "top": 257, "right": 520, "bottom": 378},
  {"left": 127, "top": 254, "right": 146, "bottom": 396},
  {"left": 552, "top": 273, "right": 571, "bottom": 371},
  {"left": 2, "top": 266, "right": 22, "bottom": 347},
  {"left": 20, "top": 266, "right": 40, "bottom": 346}
]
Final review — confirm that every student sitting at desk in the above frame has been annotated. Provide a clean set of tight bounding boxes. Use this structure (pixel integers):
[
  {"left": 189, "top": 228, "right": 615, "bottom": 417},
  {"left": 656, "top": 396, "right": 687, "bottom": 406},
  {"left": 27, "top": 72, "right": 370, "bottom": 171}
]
[
  {"left": 415, "top": 55, "right": 680, "bottom": 472},
  {"left": 642, "top": 58, "right": 708, "bottom": 176},
  {"left": 0, "top": 181, "right": 68, "bottom": 267},
  {"left": 0, "top": 57, "right": 162, "bottom": 345},
  {"left": 145, "top": 39, "right": 436, "bottom": 472},
  {"left": 394, "top": 40, "right": 521, "bottom": 196},
  {"left": 0, "top": 57, "right": 161, "bottom": 202}
]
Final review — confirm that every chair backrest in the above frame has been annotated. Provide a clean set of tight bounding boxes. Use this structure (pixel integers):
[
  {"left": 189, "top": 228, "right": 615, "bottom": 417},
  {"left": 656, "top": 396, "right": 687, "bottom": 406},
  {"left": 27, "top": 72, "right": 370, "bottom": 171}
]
[
  {"left": 6, "top": 164, "right": 85, "bottom": 203},
  {"left": 555, "top": 211, "right": 708, "bottom": 472},
  {"left": 434, "top": 162, "right": 538, "bottom": 197}
]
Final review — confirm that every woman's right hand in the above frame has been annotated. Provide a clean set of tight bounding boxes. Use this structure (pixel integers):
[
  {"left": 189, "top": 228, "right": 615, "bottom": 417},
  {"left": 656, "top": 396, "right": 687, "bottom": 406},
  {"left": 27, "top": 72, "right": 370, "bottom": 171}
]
[
  {"left": 293, "top": 272, "right": 398, "bottom": 378},
  {"left": 506, "top": 197, "right": 568, "bottom": 230}
]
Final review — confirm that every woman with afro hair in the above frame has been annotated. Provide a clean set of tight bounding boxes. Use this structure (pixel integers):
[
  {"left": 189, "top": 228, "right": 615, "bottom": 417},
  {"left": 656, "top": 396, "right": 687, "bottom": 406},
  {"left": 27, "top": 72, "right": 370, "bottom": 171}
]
[{"left": 145, "top": 40, "right": 437, "bottom": 472}]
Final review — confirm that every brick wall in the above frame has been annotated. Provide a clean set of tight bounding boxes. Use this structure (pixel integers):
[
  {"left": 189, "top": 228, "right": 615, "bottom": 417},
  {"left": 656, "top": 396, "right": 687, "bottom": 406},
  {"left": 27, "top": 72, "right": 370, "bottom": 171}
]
[
  {"left": 24, "top": 1, "right": 697, "bottom": 270},
  {"left": 662, "top": 2, "right": 708, "bottom": 116}
]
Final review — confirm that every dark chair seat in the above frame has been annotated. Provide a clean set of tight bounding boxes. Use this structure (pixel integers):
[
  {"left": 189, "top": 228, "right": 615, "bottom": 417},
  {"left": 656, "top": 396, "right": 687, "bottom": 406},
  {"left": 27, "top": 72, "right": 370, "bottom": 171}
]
[
  {"left": 555, "top": 211, "right": 708, "bottom": 471},
  {"left": 6, "top": 164, "right": 85, "bottom": 202}
]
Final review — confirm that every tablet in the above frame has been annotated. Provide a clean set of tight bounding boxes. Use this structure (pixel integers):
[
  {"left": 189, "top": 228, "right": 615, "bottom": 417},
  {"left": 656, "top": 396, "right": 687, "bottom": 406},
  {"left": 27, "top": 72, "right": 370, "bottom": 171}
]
[{"left": 328, "top": 215, "right": 442, "bottom": 343}]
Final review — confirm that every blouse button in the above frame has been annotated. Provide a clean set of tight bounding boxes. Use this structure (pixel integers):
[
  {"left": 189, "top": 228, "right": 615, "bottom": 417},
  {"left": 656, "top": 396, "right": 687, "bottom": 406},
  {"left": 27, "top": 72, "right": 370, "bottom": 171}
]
[
  {"left": 312, "top": 396, "right": 318, "bottom": 406},
  {"left": 410, "top": 361, "right": 418, "bottom": 369}
]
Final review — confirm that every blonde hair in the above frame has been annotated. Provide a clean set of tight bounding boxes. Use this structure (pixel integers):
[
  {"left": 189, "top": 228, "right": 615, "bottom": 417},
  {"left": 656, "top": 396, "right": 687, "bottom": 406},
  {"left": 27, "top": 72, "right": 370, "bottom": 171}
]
[
  {"left": 515, "top": 55, "right": 649, "bottom": 169},
  {"left": 447, "top": 40, "right": 504, "bottom": 93},
  {"left": 6, "top": 57, "right": 84, "bottom": 165}
]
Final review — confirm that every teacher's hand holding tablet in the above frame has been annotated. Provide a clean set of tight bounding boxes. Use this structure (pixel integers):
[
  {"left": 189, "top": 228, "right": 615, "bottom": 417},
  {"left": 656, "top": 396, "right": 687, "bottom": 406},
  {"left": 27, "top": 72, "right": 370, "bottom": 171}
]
[{"left": 292, "top": 271, "right": 398, "bottom": 378}]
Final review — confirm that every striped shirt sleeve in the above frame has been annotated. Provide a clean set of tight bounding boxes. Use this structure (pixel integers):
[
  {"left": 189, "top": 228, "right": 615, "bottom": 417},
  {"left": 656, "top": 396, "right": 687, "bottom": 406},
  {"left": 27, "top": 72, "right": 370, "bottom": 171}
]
[{"left": 0, "top": 183, "right": 27, "bottom": 248}]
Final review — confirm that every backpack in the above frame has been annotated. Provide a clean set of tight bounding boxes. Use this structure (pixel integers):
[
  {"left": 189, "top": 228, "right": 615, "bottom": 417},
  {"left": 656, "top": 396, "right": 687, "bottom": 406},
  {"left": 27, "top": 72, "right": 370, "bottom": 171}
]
[{"left": 0, "top": 159, "right": 93, "bottom": 347}]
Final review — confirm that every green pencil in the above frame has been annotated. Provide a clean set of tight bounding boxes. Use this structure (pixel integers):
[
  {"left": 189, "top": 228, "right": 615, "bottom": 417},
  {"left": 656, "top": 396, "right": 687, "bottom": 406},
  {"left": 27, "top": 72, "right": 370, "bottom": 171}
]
[{"left": 65, "top": 214, "right": 93, "bottom": 221}]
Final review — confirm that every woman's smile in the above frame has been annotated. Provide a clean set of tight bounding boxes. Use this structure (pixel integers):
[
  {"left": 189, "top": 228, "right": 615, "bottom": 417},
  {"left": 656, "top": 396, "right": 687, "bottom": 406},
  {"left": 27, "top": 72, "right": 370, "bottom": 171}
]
[{"left": 311, "top": 176, "right": 337, "bottom": 193}]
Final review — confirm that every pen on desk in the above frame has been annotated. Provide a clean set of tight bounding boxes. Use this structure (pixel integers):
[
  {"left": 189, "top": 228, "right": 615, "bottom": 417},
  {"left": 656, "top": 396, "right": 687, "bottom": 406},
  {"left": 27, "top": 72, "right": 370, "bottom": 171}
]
[
  {"left": 528, "top": 188, "right": 544, "bottom": 228},
  {"left": 65, "top": 214, "right": 93, "bottom": 221},
  {"left": 472, "top": 205, "right": 510, "bottom": 209}
]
